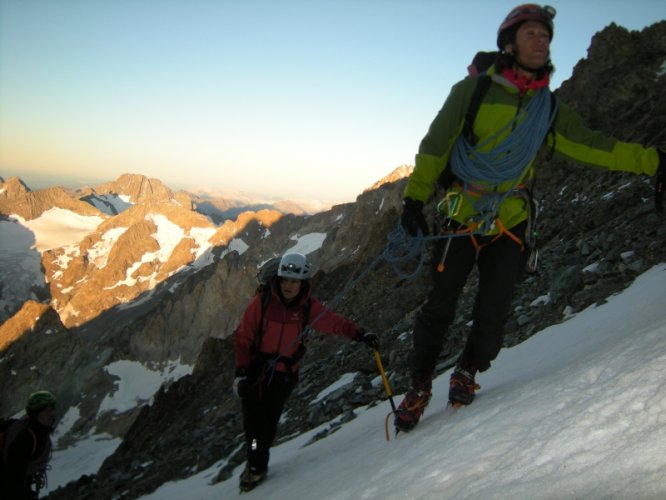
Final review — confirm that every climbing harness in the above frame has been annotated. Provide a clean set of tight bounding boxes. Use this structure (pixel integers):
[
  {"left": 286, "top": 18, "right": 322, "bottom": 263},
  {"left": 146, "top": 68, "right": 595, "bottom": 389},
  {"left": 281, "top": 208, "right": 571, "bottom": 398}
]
[{"left": 449, "top": 86, "right": 558, "bottom": 231}]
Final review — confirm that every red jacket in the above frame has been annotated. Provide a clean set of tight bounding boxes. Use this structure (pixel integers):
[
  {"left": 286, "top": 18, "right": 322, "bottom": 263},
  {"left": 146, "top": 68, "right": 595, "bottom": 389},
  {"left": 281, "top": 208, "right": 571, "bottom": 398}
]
[{"left": 234, "top": 287, "right": 359, "bottom": 373}]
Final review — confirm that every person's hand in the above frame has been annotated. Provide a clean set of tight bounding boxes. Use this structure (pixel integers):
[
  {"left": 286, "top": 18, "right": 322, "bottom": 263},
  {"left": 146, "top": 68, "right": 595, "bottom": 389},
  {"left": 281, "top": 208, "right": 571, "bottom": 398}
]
[
  {"left": 233, "top": 368, "right": 249, "bottom": 399},
  {"left": 401, "top": 198, "right": 429, "bottom": 237},
  {"left": 656, "top": 149, "right": 665, "bottom": 213},
  {"left": 354, "top": 329, "right": 379, "bottom": 350}
]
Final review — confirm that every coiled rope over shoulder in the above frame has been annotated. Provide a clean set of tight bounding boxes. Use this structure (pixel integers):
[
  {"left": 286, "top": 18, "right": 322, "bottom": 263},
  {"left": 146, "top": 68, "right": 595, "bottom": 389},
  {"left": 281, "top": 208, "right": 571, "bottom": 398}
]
[{"left": 449, "top": 87, "right": 558, "bottom": 228}]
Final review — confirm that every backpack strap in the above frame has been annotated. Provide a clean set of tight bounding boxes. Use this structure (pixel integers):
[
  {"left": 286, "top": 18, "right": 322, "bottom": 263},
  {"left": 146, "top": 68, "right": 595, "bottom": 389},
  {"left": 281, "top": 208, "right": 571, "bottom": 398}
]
[
  {"left": 1, "top": 418, "right": 37, "bottom": 463},
  {"left": 26, "top": 427, "right": 38, "bottom": 458},
  {"left": 544, "top": 92, "right": 558, "bottom": 160},
  {"left": 252, "top": 285, "right": 273, "bottom": 353},
  {"left": 437, "top": 75, "right": 492, "bottom": 193},
  {"left": 301, "top": 298, "right": 311, "bottom": 334},
  {"left": 462, "top": 74, "right": 492, "bottom": 146}
]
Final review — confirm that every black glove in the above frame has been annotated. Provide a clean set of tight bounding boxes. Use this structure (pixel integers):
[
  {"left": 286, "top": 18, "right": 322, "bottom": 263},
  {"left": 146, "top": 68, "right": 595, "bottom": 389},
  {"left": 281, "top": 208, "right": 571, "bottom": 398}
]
[
  {"left": 401, "top": 198, "right": 429, "bottom": 237},
  {"left": 233, "top": 368, "right": 249, "bottom": 399},
  {"left": 656, "top": 149, "right": 665, "bottom": 213},
  {"left": 354, "top": 329, "right": 379, "bottom": 350}
]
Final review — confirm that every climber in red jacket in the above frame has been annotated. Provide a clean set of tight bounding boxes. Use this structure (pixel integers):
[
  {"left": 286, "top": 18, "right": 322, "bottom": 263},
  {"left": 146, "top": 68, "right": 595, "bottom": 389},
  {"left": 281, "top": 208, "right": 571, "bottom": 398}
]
[{"left": 233, "top": 252, "right": 378, "bottom": 492}]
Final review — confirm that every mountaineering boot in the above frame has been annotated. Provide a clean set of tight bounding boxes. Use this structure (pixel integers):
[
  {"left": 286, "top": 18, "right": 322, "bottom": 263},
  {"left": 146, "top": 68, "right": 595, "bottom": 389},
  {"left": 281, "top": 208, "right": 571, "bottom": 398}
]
[
  {"left": 449, "top": 364, "right": 480, "bottom": 407},
  {"left": 239, "top": 464, "right": 267, "bottom": 493},
  {"left": 394, "top": 380, "right": 432, "bottom": 432}
]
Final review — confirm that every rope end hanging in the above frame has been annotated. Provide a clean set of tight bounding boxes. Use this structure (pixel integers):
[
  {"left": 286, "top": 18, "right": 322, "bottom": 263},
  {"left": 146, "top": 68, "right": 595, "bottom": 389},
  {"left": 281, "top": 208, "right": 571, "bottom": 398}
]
[{"left": 383, "top": 224, "right": 428, "bottom": 280}]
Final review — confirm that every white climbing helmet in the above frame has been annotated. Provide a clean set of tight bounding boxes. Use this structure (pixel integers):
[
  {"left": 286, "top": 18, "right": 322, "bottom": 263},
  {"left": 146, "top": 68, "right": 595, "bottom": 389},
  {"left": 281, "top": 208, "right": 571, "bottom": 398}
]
[{"left": 277, "top": 252, "right": 311, "bottom": 280}]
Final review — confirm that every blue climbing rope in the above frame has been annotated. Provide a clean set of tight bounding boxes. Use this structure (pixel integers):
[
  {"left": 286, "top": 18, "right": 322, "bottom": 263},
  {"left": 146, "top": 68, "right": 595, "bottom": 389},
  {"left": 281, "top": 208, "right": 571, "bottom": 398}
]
[
  {"left": 451, "top": 87, "right": 555, "bottom": 184},
  {"left": 449, "top": 87, "right": 558, "bottom": 228}
]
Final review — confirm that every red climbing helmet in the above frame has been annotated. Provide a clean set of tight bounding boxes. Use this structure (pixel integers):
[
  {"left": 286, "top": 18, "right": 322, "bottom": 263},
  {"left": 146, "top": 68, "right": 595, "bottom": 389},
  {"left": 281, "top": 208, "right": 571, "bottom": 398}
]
[{"left": 497, "top": 4, "right": 556, "bottom": 49}]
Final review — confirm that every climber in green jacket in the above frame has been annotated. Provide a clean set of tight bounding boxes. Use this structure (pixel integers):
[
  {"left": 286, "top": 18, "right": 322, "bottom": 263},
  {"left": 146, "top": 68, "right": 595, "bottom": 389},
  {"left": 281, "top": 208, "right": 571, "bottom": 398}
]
[{"left": 394, "top": 3, "right": 665, "bottom": 433}]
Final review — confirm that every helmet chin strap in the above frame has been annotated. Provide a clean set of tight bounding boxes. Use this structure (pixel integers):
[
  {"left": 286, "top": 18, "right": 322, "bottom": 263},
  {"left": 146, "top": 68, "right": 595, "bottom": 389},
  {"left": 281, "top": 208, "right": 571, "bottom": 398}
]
[
  {"left": 509, "top": 50, "right": 550, "bottom": 77},
  {"left": 515, "top": 58, "right": 541, "bottom": 74}
]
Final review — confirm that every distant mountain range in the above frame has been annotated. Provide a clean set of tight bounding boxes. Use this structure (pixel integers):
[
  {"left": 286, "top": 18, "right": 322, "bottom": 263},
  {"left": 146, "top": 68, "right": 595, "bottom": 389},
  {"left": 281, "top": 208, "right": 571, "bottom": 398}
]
[{"left": 0, "top": 167, "right": 413, "bottom": 327}]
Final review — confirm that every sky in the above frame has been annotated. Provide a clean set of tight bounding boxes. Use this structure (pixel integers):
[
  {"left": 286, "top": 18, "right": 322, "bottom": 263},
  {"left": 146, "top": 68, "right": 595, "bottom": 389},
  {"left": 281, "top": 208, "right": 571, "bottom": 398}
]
[
  {"left": 1, "top": 1, "right": 665, "bottom": 203},
  {"left": 38, "top": 263, "right": 666, "bottom": 498}
]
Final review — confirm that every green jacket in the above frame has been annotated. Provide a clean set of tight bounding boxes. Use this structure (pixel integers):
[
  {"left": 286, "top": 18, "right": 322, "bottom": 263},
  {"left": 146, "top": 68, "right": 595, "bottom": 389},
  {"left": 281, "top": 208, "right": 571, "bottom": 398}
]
[{"left": 404, "top": 67, "right": 660, "bottom": 233}]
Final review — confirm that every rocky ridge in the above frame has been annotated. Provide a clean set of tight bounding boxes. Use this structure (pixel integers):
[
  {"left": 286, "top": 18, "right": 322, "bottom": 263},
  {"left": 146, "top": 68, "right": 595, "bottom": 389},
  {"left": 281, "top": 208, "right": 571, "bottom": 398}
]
[{"left": 0, "top": 177, "right": 104, "bottom": 221}]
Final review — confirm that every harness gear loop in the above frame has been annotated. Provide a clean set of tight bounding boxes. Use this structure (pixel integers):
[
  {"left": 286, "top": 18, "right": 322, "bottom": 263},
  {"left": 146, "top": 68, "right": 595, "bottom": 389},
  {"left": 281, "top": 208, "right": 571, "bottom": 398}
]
[
  {"left": 435, "top": 222, "right": 480, "bottom": 272},
  {"left": 490, "top": 218, "right": 525, "bottom": 250},
  {"left": 435, "top": 217, "right": 524, "bottom": 273}
]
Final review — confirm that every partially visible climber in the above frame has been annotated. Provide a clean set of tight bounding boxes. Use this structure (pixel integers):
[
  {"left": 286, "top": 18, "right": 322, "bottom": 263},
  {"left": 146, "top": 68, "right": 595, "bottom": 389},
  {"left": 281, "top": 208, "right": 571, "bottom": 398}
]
[{"left": 1, "top": 390, "right": 57, "bottom": 499}]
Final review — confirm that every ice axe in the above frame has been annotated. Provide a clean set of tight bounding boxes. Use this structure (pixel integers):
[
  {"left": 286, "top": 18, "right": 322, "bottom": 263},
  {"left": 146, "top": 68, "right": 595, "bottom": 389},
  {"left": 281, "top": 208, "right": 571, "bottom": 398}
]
[
  {"left": 373, "top": 349, "right": 396, "bottom": 411},
  {"left": 373, "top": 349, "right": 399, "bottom": 440}
]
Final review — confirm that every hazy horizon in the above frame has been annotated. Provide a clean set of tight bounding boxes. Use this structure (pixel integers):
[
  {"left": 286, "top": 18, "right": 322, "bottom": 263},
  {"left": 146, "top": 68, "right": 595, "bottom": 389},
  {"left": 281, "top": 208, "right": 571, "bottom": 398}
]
[{"left": 0, "top": 167, "right": 359, "bottom": 203}]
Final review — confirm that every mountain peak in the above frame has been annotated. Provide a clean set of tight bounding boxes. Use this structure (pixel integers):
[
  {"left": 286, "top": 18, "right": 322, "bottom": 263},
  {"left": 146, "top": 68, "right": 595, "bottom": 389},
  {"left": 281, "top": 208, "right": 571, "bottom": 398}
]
[
  {"left": 0, "top": 176, "right": 32, "bottom": 197},
  {"left": 365, "top": 165, "right": 413, "bottom": 192},
  {"left": 92, "top": 173, "right": 175, "bottom": 204}
]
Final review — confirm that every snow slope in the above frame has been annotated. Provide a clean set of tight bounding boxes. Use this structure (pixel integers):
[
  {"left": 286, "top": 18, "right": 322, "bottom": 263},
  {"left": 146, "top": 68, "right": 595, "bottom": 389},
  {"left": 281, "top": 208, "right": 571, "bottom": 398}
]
[
  {"left": 0, "top": 209, "right": 104, "bottom": 319},
  {"left": 54, "top": 263, "right": 665, "bottom": 499},
  {"left": 40, "top": 359, "right": 195, "bottom": 492},
  {"left": 8, "top": 204, "right": 663, "bottom": 497},
  {"left": 0, "top": 218, "right": 42, "bottom": 315},
  {"left": 11, "top": 208, "right": 104, "bottom": 252}
]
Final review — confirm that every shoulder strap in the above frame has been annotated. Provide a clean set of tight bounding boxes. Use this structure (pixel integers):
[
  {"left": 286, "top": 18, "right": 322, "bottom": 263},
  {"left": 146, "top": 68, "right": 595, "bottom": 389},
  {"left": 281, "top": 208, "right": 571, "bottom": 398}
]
[
  {"left": 254, "top": 286, "right": 272, "bottom": 351},
  {"left": 462, "top": 75, "right": 492, "bottom": 146},
  {"left": 545, "top": 92, "right": 558, "bottom": 160},
  {"left": 0, "top": 419, "right": 13, "bottom": 461},
  {"left": 437, "top": 75, "right": 493, "bottom": 192},
  {"left": 260, "top": 286, "right": 272, "bottom": 312},
  {"left": 1, "top": 418, "right": 35, "bottom": 463},
  {"left": 301, "top": 298, "right": 311, "bottom": 336},
  {"left": 26, "top": 427, "right": 37, "bottom": 458}
]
